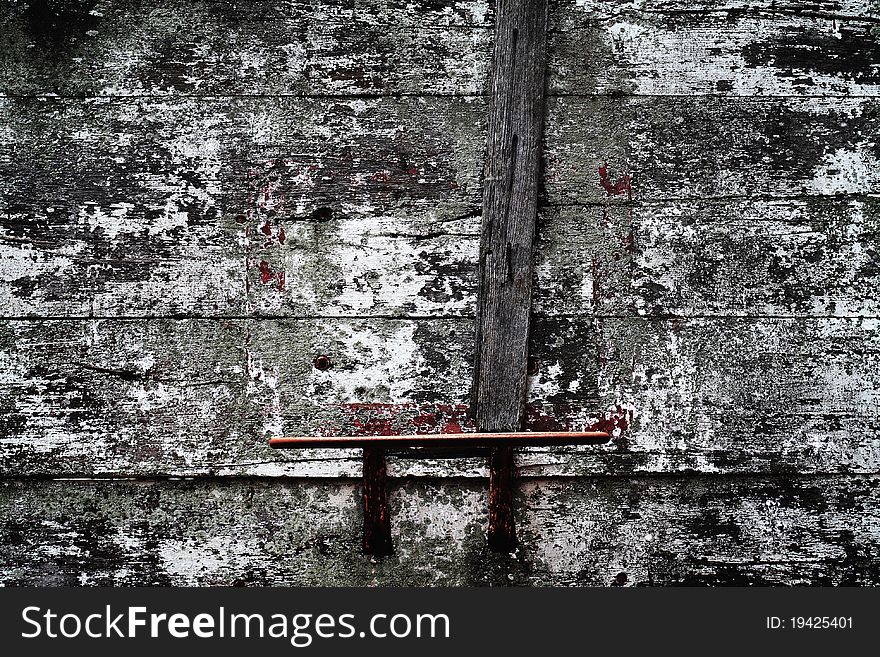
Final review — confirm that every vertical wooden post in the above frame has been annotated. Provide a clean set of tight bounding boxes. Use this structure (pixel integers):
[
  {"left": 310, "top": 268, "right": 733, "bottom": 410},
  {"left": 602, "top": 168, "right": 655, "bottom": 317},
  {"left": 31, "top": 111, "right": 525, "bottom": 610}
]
[
  {"left": 362, "top": 447, "right": 392, "bottom": 556},
  {"left": 474, "top": 0, "right": 549, "bottom": 552}
]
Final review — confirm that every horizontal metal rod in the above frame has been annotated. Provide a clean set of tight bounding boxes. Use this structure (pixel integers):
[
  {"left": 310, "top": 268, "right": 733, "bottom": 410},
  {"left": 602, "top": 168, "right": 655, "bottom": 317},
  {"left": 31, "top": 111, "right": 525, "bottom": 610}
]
[{"left": 269, "top": 431, "right": 611, "bottom": 449}]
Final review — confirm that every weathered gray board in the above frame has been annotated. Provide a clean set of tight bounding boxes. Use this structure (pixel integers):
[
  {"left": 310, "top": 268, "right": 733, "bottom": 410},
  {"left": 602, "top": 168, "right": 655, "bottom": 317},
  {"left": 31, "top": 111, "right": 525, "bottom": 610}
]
[
  {"left": 474, "top": 0, "right": 548, "bottom": 551},
  {"left": 3, "top": 476, "right": 879, "bottom": 586},
  {"left": 1, "top": 0, "right": 879, "bottom": 585}
]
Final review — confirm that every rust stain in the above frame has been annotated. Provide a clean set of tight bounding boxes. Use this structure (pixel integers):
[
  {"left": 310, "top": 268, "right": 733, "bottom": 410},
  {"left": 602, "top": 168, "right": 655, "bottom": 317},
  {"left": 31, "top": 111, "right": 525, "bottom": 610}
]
[{"left": 525, "top": 403, "right": 566, "bottom": 432}]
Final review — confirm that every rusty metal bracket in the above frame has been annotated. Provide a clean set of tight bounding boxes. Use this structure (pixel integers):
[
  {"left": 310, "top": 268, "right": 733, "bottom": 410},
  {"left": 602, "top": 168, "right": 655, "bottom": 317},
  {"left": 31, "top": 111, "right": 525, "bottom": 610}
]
[{"left": 269, "top": 431, "right": 611, "bottom": 556}]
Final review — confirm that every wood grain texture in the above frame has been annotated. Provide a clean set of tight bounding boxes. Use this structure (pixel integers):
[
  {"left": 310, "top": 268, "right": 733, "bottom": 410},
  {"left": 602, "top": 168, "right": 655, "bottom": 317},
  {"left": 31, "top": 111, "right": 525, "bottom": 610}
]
[
  {"left": 5, "top": 196, "right": 877, "bottom": 321},
  {"left": 3, "top": 316, "right": 878, "bottom": 478},
  {"left": 473, "top": 0, "right": 547, "bottom": 433},
  {"left": 5, "top": 1, "right": 877, "bottom": 99},
  {"left": 0, "top": 317, "right": 472, "bottom": 478},
  {"left": 560, "top": 0, "right": 878, "bottom": 16},
  {"left": 549, "top": 6, "right": 880, "bottom": 96},
  {"left": 0, "top": 95, "right": 484, "bottom": 317},
  {"left": 2, "top": 475, "right": 878, "bottom": 585},
  {"left": 545, "top": 97, "right": 880, "bottom": 203},
  {"left": 535, "top": 197, "right": 880, "bottom": 317},
  {"left": 526, "top": 316, "right": 880, "bottom": 476},
  {"left": 475, "top": 0, "right": 549, "bottom": 551},
  {"left": 0, "top": 0, "right": 492, "bottom": 97}
]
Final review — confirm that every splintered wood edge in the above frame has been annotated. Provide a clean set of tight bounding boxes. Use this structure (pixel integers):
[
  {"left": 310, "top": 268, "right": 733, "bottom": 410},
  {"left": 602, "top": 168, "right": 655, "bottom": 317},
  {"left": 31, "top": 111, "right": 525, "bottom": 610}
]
[{"left": 268, "top": 431, "right": 612, "bottom": 449}]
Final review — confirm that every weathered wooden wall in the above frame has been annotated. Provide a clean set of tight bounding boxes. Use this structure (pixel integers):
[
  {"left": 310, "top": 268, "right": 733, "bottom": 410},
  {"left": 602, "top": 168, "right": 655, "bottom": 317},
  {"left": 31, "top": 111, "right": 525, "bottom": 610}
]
[{"left": 1, "top": 0, "right": 879, "bottom": 585}]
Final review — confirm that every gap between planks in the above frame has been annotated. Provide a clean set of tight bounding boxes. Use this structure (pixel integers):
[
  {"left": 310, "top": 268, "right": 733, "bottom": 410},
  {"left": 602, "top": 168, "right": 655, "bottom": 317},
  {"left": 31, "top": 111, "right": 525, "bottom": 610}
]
[{"left": 1, "top": 314, "right": 879, "bottom": 322}]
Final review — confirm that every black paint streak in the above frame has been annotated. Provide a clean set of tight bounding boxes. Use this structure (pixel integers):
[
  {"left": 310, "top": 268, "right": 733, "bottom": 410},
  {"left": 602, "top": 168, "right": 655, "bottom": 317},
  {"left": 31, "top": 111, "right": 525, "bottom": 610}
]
[
  {"left": 22, "top": 0, "right": 100, "bottom": 54},
  {"left": 742, "top": 25, "right": 880, "bottom": 86}
]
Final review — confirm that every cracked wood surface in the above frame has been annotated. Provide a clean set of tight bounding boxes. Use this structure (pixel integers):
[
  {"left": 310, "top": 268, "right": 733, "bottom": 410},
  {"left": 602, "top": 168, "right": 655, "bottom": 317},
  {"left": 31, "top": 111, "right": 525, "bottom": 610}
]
[{"left": 474, "top": 0, "right": 549, "bottom": 551}]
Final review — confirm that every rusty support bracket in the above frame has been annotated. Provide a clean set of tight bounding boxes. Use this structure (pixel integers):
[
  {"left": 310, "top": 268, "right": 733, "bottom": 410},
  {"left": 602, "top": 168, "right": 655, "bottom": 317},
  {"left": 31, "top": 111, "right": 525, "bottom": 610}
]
[
  {"left": 269, "top": 431, "right": 611, "bottom": 555},
  {"left": 362, "top": 447, "right": 392, "bottom": 556}
]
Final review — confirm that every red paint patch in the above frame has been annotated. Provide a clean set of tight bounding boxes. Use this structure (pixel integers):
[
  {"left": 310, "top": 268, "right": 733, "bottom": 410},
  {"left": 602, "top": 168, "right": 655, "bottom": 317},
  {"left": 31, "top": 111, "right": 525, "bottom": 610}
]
[
  {"left": 258, "top": 260, "right": 273, "bottom": 284},
  {"left": 315, "top": 402, "right": 633, "bottom": 439},
  {"left": 584, "top": 405, "right": 633, "bottom": 436},
  {"left": 336, "top": 403, "right": 475, "bottom": 437},
  {"left": 599, "top": 163, "right": 632, "bottom": 197},
  {"left": 261, "top": 221, "right": 273, "bottom": 236},
  {"left": 348, "top": 403, "right": 408, "bottom": 437},
  {"left": 278, "top": 225, "right": 286, "bottom": 244},
  {"left": 524, "top": 403, "right": 567, "bottom": 432}
]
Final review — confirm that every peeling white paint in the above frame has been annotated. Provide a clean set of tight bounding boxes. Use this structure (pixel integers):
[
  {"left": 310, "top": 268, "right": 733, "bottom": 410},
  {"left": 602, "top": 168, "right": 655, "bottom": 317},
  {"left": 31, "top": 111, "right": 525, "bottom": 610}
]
[
  {"left": 159, "top": 535, "right": 262, "bottom": 582},
  {"left": 808, "top": 145, "right": 877, "bottom": 195}
]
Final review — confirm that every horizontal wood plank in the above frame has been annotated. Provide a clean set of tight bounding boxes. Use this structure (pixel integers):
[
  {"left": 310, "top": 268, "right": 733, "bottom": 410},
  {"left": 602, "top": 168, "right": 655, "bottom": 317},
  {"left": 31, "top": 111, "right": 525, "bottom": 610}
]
[
  {"left": 2, "top": 475, "right": 878, "bottom": 585},
  {"left": 3, "top": 2, "right": 877, "bottom": 98},
  {"left": 2, "top": 316, "right": 878, "bottom": 478},
  {"left": 7, "top": 197, "right": 877, "bottom": 319},
  {"left": 545, "top": 96, "right": 880, "bottom": 202},
  {"left": 549, "top": 6, "right": 880, "bottom": 96},
  {"left": 526, "top": 315, "right": 880, "bottom": 476},
  {"left": 0, "top": 318, "right": 473, "bottom": 478},
  {"left": 535, "top": 197, "right": 880, "bottom": 317},
  {"left": 561, "top": 1, "right": 877, "bottom": 16},
  {"left": 0, "top": 0, "right": 491, "bottom": 97}
]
